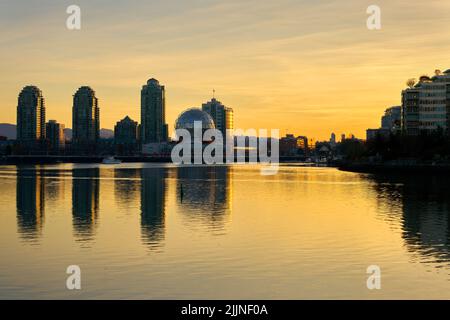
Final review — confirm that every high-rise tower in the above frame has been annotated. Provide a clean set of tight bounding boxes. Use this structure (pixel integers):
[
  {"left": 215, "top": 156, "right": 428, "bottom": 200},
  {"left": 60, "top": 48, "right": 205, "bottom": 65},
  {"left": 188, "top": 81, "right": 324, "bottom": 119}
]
[
  {"left": 17, "top": 85, "right": 46, "bottom": 147},
  {"left": 202, "top": 97, "right": 234, "bottom": 137},
  {"left": 141, "top": 78, "right": 168, "bottom": 143},
  {"left": 72, "top": 86, "right": 100, "bottom": 149}
]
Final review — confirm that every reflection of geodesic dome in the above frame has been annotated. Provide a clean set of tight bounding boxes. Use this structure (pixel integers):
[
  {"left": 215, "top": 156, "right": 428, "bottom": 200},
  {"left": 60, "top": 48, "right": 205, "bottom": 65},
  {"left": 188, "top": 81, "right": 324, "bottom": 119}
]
[{"left": 175, "top": 108, "right": 215, "bottom": 130}]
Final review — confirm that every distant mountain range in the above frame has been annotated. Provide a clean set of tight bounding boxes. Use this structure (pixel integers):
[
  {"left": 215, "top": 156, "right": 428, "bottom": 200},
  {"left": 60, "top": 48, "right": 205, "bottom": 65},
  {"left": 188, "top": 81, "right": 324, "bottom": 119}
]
[
  {"left": 100, "top": 128, "right": 114, "bottom": 139},
  {"left": 0, "top": 123, "right": 16, "bottom": 139},
  {"left": 0, "top": 123, "right": 114, "bottom": 140}
]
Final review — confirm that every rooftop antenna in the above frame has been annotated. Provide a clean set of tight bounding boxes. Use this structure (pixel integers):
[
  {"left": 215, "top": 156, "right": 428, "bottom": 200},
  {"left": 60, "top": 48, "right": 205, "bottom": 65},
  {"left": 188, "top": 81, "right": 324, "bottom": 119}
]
[{"left": 213, "top": 89, "right": 215, "bottom": 99}]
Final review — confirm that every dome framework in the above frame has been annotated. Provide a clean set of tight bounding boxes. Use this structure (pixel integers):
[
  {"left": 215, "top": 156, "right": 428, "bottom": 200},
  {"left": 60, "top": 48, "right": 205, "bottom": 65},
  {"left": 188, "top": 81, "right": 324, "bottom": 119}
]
[{"left": 175, "top": 108, "right": 215, "bottom": 130}]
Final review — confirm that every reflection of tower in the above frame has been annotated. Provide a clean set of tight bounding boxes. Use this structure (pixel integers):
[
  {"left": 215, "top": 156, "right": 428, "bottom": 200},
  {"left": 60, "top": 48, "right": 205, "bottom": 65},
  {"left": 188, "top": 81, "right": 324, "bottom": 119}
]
[
  {"left": 16, "top": 167, "right": 45, "bottom": 241},
  {"left": 140, "top": 168, "right": 166, "bottom": 249},
  {"left": 176, "top": 166, "right": 232, "bottom": 230},
  {"left": 72, "top": 168, "right": 99, "bottom": 241}
]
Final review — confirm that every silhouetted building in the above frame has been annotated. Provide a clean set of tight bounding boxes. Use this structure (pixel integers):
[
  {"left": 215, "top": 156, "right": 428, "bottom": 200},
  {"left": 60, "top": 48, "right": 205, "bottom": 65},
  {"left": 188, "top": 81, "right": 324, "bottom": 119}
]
[
  {"left": 367, "top": 106, "right": 402, "bottom": 141},
  {"left": 366, "top": 128, "right": 390, "bottom": 141},
  {"left": 330, "top": 133, "right": 336, "bottom": 145},
  {"left": 280, "top": 134, "right": 308, "bottom": 156},
  {"left": 202, "top": 98, "right": 234, "bottom": 138},
  {"left": 16, "top": 86, "right": 46, "bottom": 150},
  {"left": 114, "top": 116, "right": 138, "bottom": 143},
  {"left": 72, "top": 86, "right": 100, "bottom": 152},
  {"left": 46, "top": 120, "right": 65, "bottom": 153},
  {"left": 114, "top": 116, "right": 138, "bottom": 155},
  {"left": 141, "top": 78, "right": 168, "bottom": 144}
]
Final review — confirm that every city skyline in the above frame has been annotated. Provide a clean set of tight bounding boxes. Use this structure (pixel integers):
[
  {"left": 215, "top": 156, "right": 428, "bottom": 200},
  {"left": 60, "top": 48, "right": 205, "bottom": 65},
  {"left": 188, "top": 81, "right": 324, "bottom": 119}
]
[
  {"left": 10, "top": 79, "right": 240, "bottom": 141},
  {"left": 9, "top": 65, "right": 450, "bottom": 148},
  {"left": 2, "top": 1, "right": 450, "bottom": 140}
]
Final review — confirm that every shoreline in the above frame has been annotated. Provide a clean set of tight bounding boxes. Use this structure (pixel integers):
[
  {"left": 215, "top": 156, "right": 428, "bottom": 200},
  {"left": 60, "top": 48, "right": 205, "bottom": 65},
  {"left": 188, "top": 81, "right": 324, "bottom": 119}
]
[
  {"left": 338, "top": 162, "right": 450, "bottom": 174},
  {"left": 0, "top": 155, "right": 311, "bottom": 165}
]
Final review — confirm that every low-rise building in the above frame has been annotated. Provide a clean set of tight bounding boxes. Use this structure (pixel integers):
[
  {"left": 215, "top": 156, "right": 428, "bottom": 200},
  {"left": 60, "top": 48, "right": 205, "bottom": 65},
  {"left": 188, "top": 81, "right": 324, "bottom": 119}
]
[
  {"left": 46, "top": 120, "right": 65, "bottom": 153},
  {"left": 114, "top": 116, "right": 139, "bottom": 155}
]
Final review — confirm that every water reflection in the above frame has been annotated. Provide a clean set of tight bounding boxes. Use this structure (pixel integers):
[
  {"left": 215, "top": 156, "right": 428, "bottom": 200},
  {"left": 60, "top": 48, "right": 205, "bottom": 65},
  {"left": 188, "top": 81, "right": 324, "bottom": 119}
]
[
  {"left": 176, "top": 166, "right": 232, "bottom": 232},
  {"left": 16, "top": 167, "right": 45, "bottom": 242},
  {"left": 140, "top": 168, "right": 166, "bottom": 249},
  {"left": 13, "top": 165, "right": 448, "bottom": 267},
  {"left": 72, "top": 168, "right": 100, "bottom": 242},
  {"left": 6, "top": 164, "right": 450, "bottom": 298},
  {"left": 13, "top": 165, "right": 234, "bottom": 248},
  {"left": 45, "top": 169, "right": 65, "bottom": 202},
  {"left": 114, "top": 168, "right": 140, "bottom": 210},
  {"left": 369, "top": 174, "right": 450, "bottom": 265}
]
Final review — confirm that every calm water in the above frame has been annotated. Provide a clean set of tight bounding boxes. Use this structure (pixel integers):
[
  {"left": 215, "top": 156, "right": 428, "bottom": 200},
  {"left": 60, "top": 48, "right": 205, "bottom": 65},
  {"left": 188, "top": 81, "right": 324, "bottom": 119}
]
[{"left": 0, "top": 163, "right": 449, "bottom": 299}]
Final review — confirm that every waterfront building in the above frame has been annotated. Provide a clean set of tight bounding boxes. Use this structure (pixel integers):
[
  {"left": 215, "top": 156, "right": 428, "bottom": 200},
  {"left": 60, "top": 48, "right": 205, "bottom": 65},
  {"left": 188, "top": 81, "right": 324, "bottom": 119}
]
[
  {"left": 141, "top": 78, "right": 168, "bottom": 144},
  {"left": 16, "top": 86, "right": 46, "bottom": 150},
  {"left": 45, "top": 120, "right": 65, "bottom": 153},
  {"left": 72, "top": 86, "right": 100, "bottom": 152},
  {"left": 402, "top": 86, "right": 420, "bottom": 136},
  {"left": 402, "top": 70, "right": 450, "bottom": 135}
]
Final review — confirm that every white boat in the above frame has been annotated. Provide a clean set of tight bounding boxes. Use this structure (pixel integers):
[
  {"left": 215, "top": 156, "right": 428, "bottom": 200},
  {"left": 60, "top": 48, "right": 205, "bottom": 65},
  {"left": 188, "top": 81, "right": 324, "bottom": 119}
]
[{"left": 102, "top": 156, "right": 122, "bottom": 164}]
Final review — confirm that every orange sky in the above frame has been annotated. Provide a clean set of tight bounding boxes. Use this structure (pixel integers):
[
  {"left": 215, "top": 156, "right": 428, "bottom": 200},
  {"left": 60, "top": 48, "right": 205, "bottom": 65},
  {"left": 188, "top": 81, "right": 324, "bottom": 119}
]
[{"left": 1, "top": 0, "right": 450, "bottom": 140}]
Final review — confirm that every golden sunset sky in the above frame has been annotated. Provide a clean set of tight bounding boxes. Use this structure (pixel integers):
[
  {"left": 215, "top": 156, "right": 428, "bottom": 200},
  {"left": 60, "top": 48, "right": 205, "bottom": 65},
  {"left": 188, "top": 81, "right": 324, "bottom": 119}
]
[{"left": 1, "top": 0, "right": 450, "bottom": 140}]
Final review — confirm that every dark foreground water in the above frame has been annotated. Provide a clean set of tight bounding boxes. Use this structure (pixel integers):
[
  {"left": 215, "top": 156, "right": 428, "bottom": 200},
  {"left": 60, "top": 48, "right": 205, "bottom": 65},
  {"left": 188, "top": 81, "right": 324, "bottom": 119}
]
[{"left": 0, "top": 163, "right": 449, "bottom": 299}]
